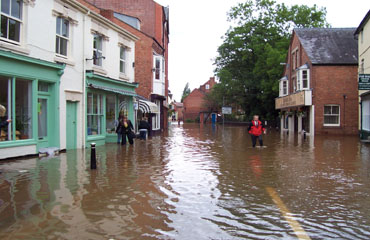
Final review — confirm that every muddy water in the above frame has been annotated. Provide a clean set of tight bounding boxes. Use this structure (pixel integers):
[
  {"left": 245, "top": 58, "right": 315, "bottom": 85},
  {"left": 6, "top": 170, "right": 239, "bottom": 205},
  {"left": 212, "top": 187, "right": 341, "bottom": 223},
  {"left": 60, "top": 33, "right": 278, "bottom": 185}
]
[{"left": 1, "top": 124, "right": 370, "bottom": 239}]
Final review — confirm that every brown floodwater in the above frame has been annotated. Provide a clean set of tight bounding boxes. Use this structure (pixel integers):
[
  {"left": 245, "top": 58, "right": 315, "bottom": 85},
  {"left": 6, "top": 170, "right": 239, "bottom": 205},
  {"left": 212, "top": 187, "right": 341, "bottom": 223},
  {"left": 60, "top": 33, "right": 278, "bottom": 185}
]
[{"left": 1, "top": 123, "right": 370, "bottom": 239}]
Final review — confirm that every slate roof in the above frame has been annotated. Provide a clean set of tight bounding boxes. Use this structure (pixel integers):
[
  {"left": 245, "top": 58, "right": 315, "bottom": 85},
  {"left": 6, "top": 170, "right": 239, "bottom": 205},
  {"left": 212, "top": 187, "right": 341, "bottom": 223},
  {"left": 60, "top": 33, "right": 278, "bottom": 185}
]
[
  {"left": 355, "top": 10, "right": 370, "bottom": 35},
  {"left": 294, "top": 28, "right": 358, "bottom": 65}
]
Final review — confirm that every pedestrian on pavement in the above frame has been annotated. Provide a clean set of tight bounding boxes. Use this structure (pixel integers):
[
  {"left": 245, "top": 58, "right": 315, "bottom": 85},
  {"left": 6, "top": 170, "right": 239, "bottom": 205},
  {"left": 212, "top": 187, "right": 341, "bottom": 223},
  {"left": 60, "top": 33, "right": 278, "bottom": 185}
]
[
  {"left": 115, "top": 112, "right": 124, "bottom": 144},
  {"left": 0, "top": 105, "right": 11, "bottom": 138},
  {"left": 120, "top": 116, "right": 135, "bottom": 145},
  {"left": 248, "top": 115, "right": 266, "bottom": 147},
  {"left": 138, "top": 117, "right": 151, "bottom": 140}
]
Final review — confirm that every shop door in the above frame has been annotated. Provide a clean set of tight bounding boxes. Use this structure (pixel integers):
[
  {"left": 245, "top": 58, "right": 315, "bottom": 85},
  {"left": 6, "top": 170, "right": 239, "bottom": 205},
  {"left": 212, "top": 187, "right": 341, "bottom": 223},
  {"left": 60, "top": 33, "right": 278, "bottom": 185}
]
[
  {"left": 38, "top": 97, "right": 49, "bottom": 148},
  {"left": 66, "top": 101, "right": 77, "bottom": 149}
]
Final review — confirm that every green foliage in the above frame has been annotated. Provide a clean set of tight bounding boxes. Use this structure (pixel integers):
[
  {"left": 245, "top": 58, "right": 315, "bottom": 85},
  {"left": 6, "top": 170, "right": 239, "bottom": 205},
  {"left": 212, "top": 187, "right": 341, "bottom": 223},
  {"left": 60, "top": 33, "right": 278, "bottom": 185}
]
[
  {"left": 214, "top": 0, "right": 329, "bottom": 121},
  {"left": 181, "top": 82, "right": 191, "bottom": 103}
]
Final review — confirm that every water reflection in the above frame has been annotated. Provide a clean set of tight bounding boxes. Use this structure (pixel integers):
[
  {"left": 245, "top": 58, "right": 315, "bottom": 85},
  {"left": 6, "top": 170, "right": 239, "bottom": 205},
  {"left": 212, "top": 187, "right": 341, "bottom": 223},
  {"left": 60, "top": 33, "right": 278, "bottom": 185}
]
[{"left": 0, "top": 124, "right": 370, "bottom": 239}]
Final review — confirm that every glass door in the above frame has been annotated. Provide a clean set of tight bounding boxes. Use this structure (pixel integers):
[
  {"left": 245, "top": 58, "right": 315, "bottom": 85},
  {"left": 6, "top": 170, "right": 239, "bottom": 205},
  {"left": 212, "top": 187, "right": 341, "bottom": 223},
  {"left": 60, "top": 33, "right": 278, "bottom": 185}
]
[{"left": 38, "top": 98, "right": 48, "bottom": 141}]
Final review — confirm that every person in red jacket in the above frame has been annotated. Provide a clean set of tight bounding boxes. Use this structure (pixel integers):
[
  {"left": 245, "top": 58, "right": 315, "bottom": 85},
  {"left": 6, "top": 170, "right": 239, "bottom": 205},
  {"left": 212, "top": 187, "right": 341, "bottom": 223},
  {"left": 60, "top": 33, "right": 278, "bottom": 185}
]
[{"left": 248, "top": 115, "right": 266, "bottom": 147}]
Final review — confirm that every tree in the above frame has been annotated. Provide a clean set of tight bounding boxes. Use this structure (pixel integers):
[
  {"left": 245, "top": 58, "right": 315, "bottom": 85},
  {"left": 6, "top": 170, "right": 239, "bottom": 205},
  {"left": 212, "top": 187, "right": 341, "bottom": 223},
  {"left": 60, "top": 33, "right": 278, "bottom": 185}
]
[
  {"left": 181, "top": 82, "right": 191, "bottom": 102},
  {"left": 214, "top": 0, "right": 329, "bottom": 121}
]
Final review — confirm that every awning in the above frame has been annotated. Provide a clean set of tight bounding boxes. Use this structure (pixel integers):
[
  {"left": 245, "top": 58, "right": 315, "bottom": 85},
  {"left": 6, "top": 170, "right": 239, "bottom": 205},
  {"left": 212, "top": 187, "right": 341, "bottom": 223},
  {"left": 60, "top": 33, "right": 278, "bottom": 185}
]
[
  {"left": 88, "top": 83, "right": 137, "bottom": 97},
  {"left": 138, "top": 99, "right": 159, "bottom": 113}
]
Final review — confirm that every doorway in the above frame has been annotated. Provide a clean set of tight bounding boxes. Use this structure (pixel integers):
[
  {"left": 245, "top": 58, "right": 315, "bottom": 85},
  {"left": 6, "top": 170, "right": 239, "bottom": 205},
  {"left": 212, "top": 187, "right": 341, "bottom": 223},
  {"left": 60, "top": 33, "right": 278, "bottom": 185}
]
[{"left": 66, "top": 101, "right": 77, "bottom": 149}]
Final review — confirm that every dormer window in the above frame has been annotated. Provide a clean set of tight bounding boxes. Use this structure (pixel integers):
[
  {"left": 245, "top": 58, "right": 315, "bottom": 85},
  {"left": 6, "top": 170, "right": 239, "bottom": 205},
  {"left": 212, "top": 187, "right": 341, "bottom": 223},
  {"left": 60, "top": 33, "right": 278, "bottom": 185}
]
[{"left": 279, "top": 76, "right": 288, "bottom": 97}]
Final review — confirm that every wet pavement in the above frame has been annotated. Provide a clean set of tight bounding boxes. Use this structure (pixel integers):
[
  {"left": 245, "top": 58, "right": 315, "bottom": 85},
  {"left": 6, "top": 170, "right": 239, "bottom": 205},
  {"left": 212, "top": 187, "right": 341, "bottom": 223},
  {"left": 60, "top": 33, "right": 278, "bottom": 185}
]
[{"left": 1, "top": 123, "right": 370, "bottom": 239}]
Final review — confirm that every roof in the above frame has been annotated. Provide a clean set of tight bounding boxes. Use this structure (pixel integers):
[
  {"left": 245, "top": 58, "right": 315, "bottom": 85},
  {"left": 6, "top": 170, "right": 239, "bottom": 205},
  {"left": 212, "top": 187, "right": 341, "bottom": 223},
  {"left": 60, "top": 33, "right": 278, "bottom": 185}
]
[
  {"left": 294, "top": 28, "right": 358, "bottom": 65},
  {"left": 355, "top": 10, "right": 370, "bottom": 35}
]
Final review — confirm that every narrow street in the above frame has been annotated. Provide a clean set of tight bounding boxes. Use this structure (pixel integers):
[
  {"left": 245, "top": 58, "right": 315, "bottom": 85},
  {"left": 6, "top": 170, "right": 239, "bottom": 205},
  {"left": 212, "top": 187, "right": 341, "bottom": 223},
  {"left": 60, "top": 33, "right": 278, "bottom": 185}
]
[{"left": 1, "top": 124, "right": 370, "bottom": 239}]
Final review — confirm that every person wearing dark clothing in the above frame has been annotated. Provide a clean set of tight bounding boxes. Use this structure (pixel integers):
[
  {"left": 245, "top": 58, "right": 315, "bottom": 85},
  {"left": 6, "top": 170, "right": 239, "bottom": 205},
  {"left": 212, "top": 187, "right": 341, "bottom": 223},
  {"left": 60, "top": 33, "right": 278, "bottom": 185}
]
[
  {"left": 118, "top": 117, "right": 134, "bottom": 145},
  {"left": 138, "top": 117, "right": 150, "bottom": 140},
  {"left": 115, "top": 114, "right": 124, "bottom": 144},
  {"left": 248, "top": 115, "right": 266, "bottom": 147}
]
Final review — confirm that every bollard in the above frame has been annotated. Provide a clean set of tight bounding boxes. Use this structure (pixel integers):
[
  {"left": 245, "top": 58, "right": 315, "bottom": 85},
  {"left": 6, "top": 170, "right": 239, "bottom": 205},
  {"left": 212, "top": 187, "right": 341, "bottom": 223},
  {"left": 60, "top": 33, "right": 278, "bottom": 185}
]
[{"left": 90, "top": 143, "right": 97, "bottom": 169}]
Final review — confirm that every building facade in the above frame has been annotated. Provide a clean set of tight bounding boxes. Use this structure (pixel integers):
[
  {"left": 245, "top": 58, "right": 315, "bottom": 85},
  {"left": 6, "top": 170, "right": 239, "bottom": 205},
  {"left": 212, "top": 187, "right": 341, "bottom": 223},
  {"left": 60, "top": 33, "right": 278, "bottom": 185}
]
[
  {"left": 276, "top": 28, "right": 358, "bottom": 136},
  {"left": 0, "top": 0, "right": 138, "bottom": 159},
  {"left": 86, "top": 0, "right": 170, "bottom": 134},
  {"left": 355, "top": 10, "right": 370, "bottom": 140},
  {"left": 183, "top": 77, "right": 216, "bottom": 122}
]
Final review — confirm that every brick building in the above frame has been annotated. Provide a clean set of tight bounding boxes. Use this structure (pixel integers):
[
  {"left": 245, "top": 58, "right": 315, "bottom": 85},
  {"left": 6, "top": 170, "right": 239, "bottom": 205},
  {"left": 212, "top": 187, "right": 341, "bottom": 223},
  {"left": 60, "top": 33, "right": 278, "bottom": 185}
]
[
  {"left": 183, "top": 77, "right": 217, "bottom": 122},
  {"left": 88, "top": 0, "right": 170, "bottom": 133},
  {"left": 275, "top": 28, "right": 358, "bottom": 136}
]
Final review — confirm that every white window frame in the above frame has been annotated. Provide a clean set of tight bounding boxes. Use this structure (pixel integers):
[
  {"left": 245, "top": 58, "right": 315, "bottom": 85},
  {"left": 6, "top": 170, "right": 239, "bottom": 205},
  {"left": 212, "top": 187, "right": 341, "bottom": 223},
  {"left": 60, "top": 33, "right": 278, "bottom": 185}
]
[
  {"left": 297, "top": 69, "right": 310, "bottom": 91},
  {"left": 152, "top": 100, "right": 161, "bottom": 130},
  {"left": 205, "top": 84, "right": 210, "bottom": 90},
  {"left": 119, "top": 46, "right": 126, "bottom": 74},
  {"left": 362, "top": 99, "right": 370, "bottom": 131},
  {"left": 93, "top": 34, "right": 104, "bottom": 67},
  {"left": 0, "top": 0, "right": 23, "bottom": 44},
  {"left": 55, "top": 16, "right": 69, "bottom": 57},
  {"left": 324, "top": 105, "right": 340, "bottom": 127},
  {"left": 282, "top": 80, "right": 288, "bottom": 96}
]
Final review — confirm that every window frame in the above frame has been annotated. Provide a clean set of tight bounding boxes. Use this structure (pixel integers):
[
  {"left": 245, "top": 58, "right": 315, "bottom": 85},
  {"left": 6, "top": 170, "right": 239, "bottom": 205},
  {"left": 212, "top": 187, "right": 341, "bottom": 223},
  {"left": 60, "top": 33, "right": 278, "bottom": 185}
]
[
  {"left": 297, "top": 69, "right": 310, "bottom": 91},
  {"left": 152, "top": 100, "right": 161, "bottom": 130},
  {"left": 55, "top": 16, "right": 70, "bottom": 57},
  {"left": 119, "top": 46, "right": 126, "bottom": 74},
  {"left": 87, "top": 92, "right": 104, "bottom": 136},
  {"left": 323, "top": 105, "right": 340, "bottom": 127},
  {"left": 0, "top": 0, "right": 23, "bottom": 44},
  {"left": 93, "top": 34, "right": 103, "bottom": 67},
  {"left": 282, "top": 80, "right": 288, "bottom": 96}
]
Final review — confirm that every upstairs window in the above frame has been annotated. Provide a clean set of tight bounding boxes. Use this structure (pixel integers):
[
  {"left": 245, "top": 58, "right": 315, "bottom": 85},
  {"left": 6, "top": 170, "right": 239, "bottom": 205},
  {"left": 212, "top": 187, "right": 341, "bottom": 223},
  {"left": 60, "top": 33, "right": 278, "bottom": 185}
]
[
  {"left": 361, "top": 59, "right": 364, "bottom": 74},
  {"left": 205, "top": 84, "right": 210, "bottom": 90},
  {"left": 297, "top": 69, "right": 310, "bottom": 91},
  {"left": 119, "top": 46, "right": 126, "bottom": 74},
  {"left": 155, "top": 57, "right": 160, "bottom": 80},
  {"left": 324, "top": 105, "right": 340, "bottom": 126},
  {"left": 282, "top": 81, "right": 287, "bottom": 95},
  {"left": 0, "top": 0, "right": 22, "bottom": 43},
  {"left": 93, "top": 34, "right": 103, "bottom": 66},
  {"left": 56, "top": 17, "right": 69, "bottom": 56}
]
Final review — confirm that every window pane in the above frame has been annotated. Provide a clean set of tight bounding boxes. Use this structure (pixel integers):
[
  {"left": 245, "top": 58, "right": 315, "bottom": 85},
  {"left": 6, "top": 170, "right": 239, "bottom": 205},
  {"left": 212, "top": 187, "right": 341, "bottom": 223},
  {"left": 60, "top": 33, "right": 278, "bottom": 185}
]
[
  {"left": 55, "top": 36, "right": 60, "bottom": 54},
  {"left": 87, "top": 93, "right": 93, "bottom": 114},
  {"left": 60, "top": 38, "right": 67, "bottom": 56},
  {"left": 155, "top": 58, "right": 160, "bottom": 80},
  {"left": 38, "top": 82, "right": 49, "bottom": 92},
  {"left": 324, "top": 116, "right": 339, "bottom": 124},
  {"left": 16, "top": 79, "right": 32, "bottom": 140},
  {"left": 1, "top": 15, "right": 8, "bottom": 38},
  {"left": 8, "top": 18, "right": 20, "bottom": 42},
  {"left": 56, "top": 17, "right": 61, "bottom": 35},
  {"left": 1, "top": 0, "right": 10, "bottom": 15},
  {"left": 0, "top": 76, "right": 11, "bottom": 141},
  {"left": 10, "top": 0, "right": 21, "bottom": 19},
  {"left": 120, "top": 60, "right": 125, "bottom": 74},
  {"left": 106, "top": 95, "right": 115, "bottom": 133},
  {"left": 324, "top": 106, "right": 331, "bottom": 114},
  {"left": 62, "top": 18, "right": 69, "bottom": 37},
  {"left": 120, "top": 47, "right": 126, "bottom": 59},
  {"left": 93, "top": 93, "right": 98, "bottom": 114},
  {"left": 332, "top": 106, "right": 339, "bottom": 114}
]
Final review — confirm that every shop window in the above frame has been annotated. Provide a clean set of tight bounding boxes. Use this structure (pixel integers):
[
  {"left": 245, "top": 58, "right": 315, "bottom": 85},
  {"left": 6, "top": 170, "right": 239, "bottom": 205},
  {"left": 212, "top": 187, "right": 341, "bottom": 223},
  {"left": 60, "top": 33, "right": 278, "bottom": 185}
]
[
  {"left": 106, "top": 94, "right": 116, "bottom": 134},
  {"left": 0, "top": 76, "right": 32, "bottom": 142},
  {"left": 324, "top": 105, "right": 340, "bottom": 126},
  {"left": 118, "top": 95, "right": 128, "bottom": 117},
  {"left": 362, "top": 100, "right": 370, "bottom": 131},
  {"left": 56, "top": 16, "right": 69, "bottom": 56},
  {"left": 87, "top": 93, "right": 103, "bottom": 135},
  {"left": 93, "top": 34, "right": 103, "bottom": 66},
  {"left": 0, "top": 0, "right": 22, "bottom": 43},
  {"left": 119, "top": 46, "right": 126, "bottom": 74},
  {"left": 152, "top": 100, "right": 160, "bottom": 130}
]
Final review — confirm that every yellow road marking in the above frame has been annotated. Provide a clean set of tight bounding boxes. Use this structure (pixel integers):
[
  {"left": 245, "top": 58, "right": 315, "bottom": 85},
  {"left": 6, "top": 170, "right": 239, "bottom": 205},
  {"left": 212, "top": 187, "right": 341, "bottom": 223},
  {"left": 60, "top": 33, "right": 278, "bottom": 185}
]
[{"left": 266, "top": 187, "right": 311, "bottom": 240}]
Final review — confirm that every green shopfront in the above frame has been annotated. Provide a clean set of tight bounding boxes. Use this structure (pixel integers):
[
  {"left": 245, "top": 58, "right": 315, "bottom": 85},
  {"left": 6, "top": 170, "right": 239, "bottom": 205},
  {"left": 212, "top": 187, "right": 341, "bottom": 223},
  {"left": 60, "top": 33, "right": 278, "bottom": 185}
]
[
  {"left": 85, "top": 71, "right": 137, "bottom": 146},
  {"left": 0, "top": 50, "right": 64, "bottom": 159}
]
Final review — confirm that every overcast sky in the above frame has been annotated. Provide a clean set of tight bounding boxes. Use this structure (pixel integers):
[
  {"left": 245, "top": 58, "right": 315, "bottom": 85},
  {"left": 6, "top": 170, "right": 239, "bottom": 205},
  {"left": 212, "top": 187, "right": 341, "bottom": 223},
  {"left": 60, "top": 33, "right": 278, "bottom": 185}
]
[{"left": 155, "top": 0, "right": 370, "bottom": 101}]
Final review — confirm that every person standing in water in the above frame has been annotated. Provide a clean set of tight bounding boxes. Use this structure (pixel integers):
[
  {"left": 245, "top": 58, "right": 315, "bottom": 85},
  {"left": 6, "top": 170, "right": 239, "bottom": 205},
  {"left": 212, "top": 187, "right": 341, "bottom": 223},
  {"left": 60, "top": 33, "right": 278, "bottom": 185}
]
[
  {"left": 248, "top": 115, "right": 266, "bottom": 148},
  {"left": 115, "top": 112, "right": 124, "bottom": 144},
  {"left": 120, "top": 116, "right": 134, "bottom": 145}
]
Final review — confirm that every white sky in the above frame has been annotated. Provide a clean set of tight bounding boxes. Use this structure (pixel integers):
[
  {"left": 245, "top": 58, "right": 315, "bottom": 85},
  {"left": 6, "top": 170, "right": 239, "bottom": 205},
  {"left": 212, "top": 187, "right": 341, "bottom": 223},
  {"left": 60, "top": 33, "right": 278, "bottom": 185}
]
[{"left": 155, "top": 0, "right": 370, "bottom": 101}]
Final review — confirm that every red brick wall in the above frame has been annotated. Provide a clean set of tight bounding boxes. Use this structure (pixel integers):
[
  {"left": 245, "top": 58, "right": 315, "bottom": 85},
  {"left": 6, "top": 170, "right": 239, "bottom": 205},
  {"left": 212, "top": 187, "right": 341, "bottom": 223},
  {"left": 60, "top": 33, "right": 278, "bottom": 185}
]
[
  {"left": 183, "top": 89, "right": 206, "bottom": 121},
  {"left": 313, "top": 65, "right": 358, "bottom": 135}
]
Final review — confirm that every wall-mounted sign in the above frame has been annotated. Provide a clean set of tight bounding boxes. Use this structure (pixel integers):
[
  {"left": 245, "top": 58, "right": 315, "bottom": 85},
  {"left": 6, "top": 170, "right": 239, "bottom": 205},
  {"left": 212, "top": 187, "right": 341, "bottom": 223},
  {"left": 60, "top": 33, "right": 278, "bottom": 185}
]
[
  {"left": 222, "top": 107, "right": 232, "bottom": 115},
  {"left": 359, "top": 74, "right": 370, "bottom": 90},
  {"left": 275, "top": 91, "right": 306, "bottom": 109}
]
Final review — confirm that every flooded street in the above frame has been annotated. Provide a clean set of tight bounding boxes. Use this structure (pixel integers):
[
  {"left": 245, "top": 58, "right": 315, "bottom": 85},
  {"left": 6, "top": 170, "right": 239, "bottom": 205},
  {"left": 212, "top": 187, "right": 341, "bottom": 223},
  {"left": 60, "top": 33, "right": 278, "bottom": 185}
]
[{"left": 1, "top": 124, "right": 370, "bottom": 240}]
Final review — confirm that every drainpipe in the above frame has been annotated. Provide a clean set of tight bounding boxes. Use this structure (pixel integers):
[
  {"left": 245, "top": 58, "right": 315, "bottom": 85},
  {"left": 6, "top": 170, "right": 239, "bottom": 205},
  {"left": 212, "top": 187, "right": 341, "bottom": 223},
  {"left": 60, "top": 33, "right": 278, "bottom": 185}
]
[{"left": 82, "top": 11, "right": 90, "bottom": 148}]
